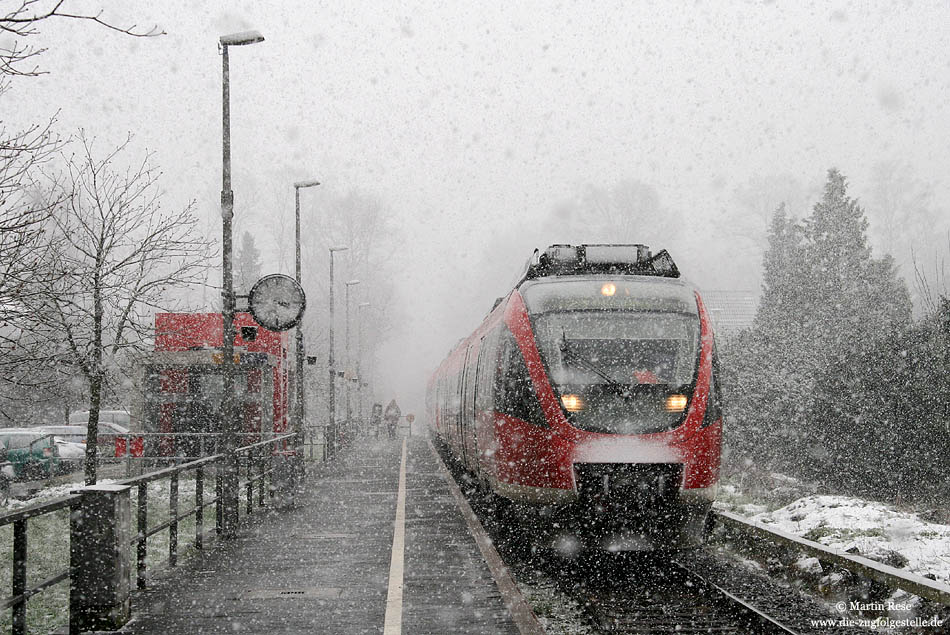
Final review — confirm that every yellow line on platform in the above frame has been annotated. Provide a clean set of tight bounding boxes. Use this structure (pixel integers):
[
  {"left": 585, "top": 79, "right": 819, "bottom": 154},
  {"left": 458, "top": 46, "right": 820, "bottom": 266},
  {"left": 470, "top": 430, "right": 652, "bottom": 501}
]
[{"left": 383, "top": 438, "right": 408, "bottom": 635}]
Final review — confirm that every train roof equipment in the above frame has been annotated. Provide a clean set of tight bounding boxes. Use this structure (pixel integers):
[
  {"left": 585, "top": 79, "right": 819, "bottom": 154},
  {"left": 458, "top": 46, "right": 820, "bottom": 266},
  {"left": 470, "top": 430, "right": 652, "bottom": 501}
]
[{"left": 519, "top": 243, "right": 680, "bottom": 282}]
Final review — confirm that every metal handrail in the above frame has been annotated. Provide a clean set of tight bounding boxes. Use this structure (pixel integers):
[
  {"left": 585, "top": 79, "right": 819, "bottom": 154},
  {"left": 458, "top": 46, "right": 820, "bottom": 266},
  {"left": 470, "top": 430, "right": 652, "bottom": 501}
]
[
  {"left": 116, "top": 453, "right": 221, "bottom": 486},
  {"left": 713, "top": 510, "right": 950, "bottom": 607},
  {"left": 0, "top": 495, "right": 79, "bottom": 633},
  {"left": 111, "top": 431, "right": 291, "bottom": 477},
  {"left": 119, "top": 433, "right": 293, "bottom": 590},
  {"left": 0, "top": 494, "right": 76, "bottom": 526},
  {"left": 0, "top": 432, "right": 295, "bottom": 634}
]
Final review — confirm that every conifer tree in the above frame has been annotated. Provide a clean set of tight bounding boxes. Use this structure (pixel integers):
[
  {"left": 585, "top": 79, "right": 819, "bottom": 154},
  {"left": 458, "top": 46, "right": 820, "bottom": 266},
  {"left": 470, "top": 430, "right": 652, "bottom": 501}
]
[{"left": 729, "top": 169, "right": 912, "bottom": 482}]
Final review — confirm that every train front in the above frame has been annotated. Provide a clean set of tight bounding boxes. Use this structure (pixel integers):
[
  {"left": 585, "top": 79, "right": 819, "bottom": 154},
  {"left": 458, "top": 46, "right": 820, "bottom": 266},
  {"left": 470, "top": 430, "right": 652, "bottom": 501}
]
[{"left": 498, "top": 245, "right": 722, "bottom": 553}]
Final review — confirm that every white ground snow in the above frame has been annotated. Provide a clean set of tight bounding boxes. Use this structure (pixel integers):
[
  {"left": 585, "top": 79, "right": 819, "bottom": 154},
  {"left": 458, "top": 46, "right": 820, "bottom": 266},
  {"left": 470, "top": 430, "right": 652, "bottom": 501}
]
[{"left": 719, "top": 492, "right": 950, "bottom": 587}]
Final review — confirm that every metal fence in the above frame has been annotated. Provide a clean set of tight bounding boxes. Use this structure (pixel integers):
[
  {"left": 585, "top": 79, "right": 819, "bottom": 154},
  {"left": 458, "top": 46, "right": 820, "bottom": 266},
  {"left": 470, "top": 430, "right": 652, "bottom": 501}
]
[
  {"left": 0, "top": 433, "right": 296, "bottom": 635},
  {"left": 0, "top": 494, "right": 77, "bottom": 634}
]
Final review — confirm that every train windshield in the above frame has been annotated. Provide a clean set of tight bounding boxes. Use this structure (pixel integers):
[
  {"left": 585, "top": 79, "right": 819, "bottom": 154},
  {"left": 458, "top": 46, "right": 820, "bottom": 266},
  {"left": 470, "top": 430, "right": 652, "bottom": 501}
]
[{"left": 531, "top": 310, "right": 700, "bottom": 434}]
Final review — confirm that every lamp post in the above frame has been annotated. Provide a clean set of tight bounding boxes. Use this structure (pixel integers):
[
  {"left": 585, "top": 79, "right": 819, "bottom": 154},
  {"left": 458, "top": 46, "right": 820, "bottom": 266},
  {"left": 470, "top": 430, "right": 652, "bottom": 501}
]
[
  {"left": 344, "top": 279, "right": 360, "bottom": 438},
  {"left": 327, "top": 246, "right": 348, "bottom": 458},
  {"left": 219, "top": 29, "right": 263, "bottom": 538},
  {"left": 357, "top": 302, "right": 370, "bottom": 431},
  {"left": 293, "top": 179, "right": 319, "bottom": 469}
]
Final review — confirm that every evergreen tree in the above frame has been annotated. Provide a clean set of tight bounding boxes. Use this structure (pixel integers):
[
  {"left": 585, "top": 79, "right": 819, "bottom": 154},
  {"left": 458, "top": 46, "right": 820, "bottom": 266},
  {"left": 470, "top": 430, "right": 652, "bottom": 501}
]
[
  {"left": 235, "top": 231, "right": 262, "bottom": 295},
  {"left": 756, "top": 204, "right": 807, "bottom": 330},
  {"left": 740, "top": 204, "right": 814, "bottom": 471},
  {"left": 802, "top": 170, "right": 911, "bottom": 481},
  {"left": 805, "top": 170, "right": 908, "bottom": 362},
  {"left": 727, "top": 169, "right": 913, "bottom": 486}
]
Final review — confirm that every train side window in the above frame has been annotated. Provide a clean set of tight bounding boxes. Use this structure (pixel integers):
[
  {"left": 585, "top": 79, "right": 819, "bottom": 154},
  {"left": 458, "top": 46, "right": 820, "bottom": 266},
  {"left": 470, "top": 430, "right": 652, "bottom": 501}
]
[
  {"left": 495, "top": 328, "right": 546, "bottom": 427},
  {"left": 703, "top": 344, "right": 723, "bottom": 427},
  {"left": 475, "top": 327, "right": 500, "bottom": 412}
]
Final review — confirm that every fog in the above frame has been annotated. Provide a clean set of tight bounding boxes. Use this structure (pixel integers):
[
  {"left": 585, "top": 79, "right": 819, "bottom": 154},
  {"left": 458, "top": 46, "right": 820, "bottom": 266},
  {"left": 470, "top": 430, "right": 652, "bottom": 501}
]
[{"left": 8, "top": 0, "right": 949, "bottom": 415}]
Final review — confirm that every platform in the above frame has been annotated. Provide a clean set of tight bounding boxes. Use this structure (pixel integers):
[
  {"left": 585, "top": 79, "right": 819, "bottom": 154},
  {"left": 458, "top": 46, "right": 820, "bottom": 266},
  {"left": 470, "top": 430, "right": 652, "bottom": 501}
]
[{"left": 120, "top": 434, "right": 527, "bottom": 634}]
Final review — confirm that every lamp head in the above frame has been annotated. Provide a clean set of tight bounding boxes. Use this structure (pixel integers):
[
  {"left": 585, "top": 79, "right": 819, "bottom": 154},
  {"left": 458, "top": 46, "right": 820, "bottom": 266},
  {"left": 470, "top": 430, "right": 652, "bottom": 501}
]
[
  {"left": 220, "top": 30, "right": 265, "bottom": 46},
  {"left": 295, "top": 179, "right": 320, "bottom": 189}
]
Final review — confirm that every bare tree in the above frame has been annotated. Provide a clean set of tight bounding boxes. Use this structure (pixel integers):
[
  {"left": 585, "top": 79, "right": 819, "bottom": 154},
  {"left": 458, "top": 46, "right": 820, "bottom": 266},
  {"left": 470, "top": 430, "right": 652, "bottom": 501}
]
[
  {"left": 1, "top": 0, "right": 162, "bottom": 77},
  {"left": 1, "top": 2, "right": 163, "bottom": 413},
  {"left": 296, "top": 189, "right": 401, "bottom": 418},
  {"left": 25, "top": 133, "right": 212, "bottom": 483},
  {"left": 867, "top": 161, "right": 944, "bottom": 310},
  {"left": 547, "top": 179, "right": 685, "bottom": 249},
  {"left": 234, "top": 230, "right": 262, "bottom": 295},
  {"left": 0, "top": 113, "right": 65, "bottom": 421},
  {"left": 912, "top": 233, "right": 950, "bottom": 318},
  {"left": 0, "top": 118, "right": 58, "bottom": 301}
]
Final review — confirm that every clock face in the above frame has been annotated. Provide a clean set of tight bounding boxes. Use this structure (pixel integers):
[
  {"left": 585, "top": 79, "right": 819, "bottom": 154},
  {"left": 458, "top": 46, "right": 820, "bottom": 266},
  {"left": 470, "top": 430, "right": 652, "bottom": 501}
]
[{"left": 248, "top": 274, "right": 306, "bottom": 331}]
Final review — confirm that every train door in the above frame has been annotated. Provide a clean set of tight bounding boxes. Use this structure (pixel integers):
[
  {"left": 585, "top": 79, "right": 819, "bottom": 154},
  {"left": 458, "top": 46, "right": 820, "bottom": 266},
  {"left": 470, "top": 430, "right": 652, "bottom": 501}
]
[
  {"left": 458, "top": 346, "right": 472, "bottom": 468},
  {"left": 440, "top": 373, "right": 450, "bottom": 441},
  {"left": 474, "top": 329, "right": 499, "bottom": 476},
  {"left": 461, "top": 342, "right": 479, "bottom": 472}
]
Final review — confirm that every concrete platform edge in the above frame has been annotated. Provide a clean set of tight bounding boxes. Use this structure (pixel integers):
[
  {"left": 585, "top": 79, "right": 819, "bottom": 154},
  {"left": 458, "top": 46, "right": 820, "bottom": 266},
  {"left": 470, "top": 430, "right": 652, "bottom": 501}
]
[{"left": 427, "top": 439, "right": 546, "bottom": 635}]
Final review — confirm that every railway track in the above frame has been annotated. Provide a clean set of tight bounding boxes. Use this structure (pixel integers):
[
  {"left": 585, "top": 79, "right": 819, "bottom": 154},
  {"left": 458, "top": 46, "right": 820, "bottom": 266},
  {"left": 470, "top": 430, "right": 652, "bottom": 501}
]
[
  {"left": 570, "top": 556, "right": 799, "bottom": 634},
  {"left": 458, "top": 492, "right": 818, "bottom": 632},
  {"left": 436, "top": 444, "right": 860, "bottom": 634}
]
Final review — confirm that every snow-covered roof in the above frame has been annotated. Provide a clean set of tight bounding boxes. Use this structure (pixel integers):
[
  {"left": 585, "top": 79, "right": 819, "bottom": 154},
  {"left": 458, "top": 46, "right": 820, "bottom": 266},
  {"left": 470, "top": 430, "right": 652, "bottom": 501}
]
[{"left": 701, "top": 290, "right": 758, "bottom": 335}]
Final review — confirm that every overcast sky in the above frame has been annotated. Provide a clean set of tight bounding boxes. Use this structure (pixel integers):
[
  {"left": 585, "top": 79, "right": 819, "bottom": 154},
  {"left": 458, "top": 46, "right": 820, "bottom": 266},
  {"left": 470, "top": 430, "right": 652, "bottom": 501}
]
[{"left": 8, "top": 0, "right": 950, "bottom": 413}]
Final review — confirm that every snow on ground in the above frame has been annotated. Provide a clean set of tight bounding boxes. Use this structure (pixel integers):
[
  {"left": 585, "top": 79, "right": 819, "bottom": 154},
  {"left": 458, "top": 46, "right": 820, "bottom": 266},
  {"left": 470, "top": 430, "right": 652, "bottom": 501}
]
[
  {"left": 518, "top": 576, "right": 594, "bottom": 635},
  {"left": 722, "top": 493, "right": 950, "bottom": 587},
  {"left": 3, "top": 474, "right": 197, "bottom": 512},
  {"left": 2, "top": 478, "right": 116, "bottom": 511}
]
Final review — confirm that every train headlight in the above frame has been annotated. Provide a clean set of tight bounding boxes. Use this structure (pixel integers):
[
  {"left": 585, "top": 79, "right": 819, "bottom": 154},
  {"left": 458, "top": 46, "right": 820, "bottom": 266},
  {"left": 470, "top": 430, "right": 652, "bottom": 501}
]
[
  {"left": 600, "top": 282, "right": 616, "bottom": 297},
  {"left": 665, "top": 394, "right": 688, "bottom": 412},
  {"left": 561, "top": 394, "right": 585, "bottom": 412}
]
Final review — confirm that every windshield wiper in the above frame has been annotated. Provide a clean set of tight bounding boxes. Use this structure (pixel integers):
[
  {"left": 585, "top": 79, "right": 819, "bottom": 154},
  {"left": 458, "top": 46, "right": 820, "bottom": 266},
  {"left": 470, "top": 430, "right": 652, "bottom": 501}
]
[{"left": 559, "top": 330, "right": 632, "bottom": 398}]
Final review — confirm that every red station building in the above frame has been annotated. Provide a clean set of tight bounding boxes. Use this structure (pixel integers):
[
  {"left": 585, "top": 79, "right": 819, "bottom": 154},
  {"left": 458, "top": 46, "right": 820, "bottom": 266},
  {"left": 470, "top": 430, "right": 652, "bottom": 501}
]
[{"left": 136, "top": 312, "right": 291, "bottom": 457}]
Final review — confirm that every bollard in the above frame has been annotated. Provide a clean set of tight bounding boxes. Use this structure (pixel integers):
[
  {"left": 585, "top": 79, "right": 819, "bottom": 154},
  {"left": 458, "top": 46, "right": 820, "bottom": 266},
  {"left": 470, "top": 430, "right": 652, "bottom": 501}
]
[{"left": 69, "top": 483, "right": 132, "bottom": 633}]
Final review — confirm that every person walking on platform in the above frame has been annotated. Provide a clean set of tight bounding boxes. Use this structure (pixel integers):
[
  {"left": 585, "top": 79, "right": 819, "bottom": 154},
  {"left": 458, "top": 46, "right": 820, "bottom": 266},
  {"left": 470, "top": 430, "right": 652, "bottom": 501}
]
[{"left": 384, "top": 399, "right": 401, "bottom": 439}]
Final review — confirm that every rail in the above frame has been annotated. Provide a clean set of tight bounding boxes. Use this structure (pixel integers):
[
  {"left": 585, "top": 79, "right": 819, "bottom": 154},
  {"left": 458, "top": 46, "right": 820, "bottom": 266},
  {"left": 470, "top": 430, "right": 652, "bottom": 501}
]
[
  {"left": 112, "top": 430, "right": 325, "bottom": 475},
  {"left": 0, "top": 495, "right": 79, "bottom": 634},
  {"left": 0, "top": 433, "right": 296, "bottom": 635},
  {"left": 712, "top": 510, "right": 950, "bottom": 607}
]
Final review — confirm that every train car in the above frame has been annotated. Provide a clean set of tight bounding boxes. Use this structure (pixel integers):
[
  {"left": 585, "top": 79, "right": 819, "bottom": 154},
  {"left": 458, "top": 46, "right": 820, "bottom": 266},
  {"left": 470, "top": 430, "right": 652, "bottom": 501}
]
[
  {"left": 427, "top": 244, "right": 722, "bottom": 552},
  {"left": 136, "top": 312, "right": 291, "bottom": 457}
]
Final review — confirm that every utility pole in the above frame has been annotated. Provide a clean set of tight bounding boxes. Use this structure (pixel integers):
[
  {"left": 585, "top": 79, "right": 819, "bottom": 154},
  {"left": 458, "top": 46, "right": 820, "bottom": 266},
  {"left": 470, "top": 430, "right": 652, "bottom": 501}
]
[
  {"left": 327, "top": 246, "right": 348, "bottom": 458},
  {"left": 219, "top": 29, "right": 264, "bottom": 538}
]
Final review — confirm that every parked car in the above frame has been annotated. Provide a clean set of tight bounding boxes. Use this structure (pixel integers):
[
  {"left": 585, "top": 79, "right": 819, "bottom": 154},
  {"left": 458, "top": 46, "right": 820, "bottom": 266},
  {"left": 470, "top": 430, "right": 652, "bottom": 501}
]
[
  {"left": 64, "top": 411, "right": 132, "bottom": 452},
  {"left": 68, "top": 409, "right": 132, "bottom": 431},
  {"left": 0, "top": 445, "right": 12, "bottom": 503},
  {"left": 52, "top": 436, "right": 86, "bottom": 473},
  {"left": 35, "top": 425, "right": 87, "bottom": 444},
  {"left": 0, "top": 429, "right": 61, "bottom": 480},
  {"left": 37, "top": 423, "right": 138, "bottom": 460}
]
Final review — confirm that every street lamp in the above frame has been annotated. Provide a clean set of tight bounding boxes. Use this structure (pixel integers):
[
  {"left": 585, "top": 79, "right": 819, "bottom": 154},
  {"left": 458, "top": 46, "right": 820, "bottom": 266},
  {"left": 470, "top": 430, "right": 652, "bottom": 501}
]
[
  {"left": 219, "top": 29, "right": 263, "bottom": 538},
  {"left": 357, "top": 302, "right": 370, "bottom": 432},
  {"left": 344, "top": 279, "right": 361, "bottom": 439},
  {"left": 293, "top": 179, "right": 319, "bottom": 469},
  {"left": 327, "top": 246, "right": 348, "bottom": 458}
]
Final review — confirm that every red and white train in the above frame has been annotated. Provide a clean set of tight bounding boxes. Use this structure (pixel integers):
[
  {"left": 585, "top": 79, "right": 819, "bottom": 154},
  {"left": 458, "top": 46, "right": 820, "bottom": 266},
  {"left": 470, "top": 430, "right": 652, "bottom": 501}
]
[{"left": 427, "top": 244, "right": 722, "bottom": 552}]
